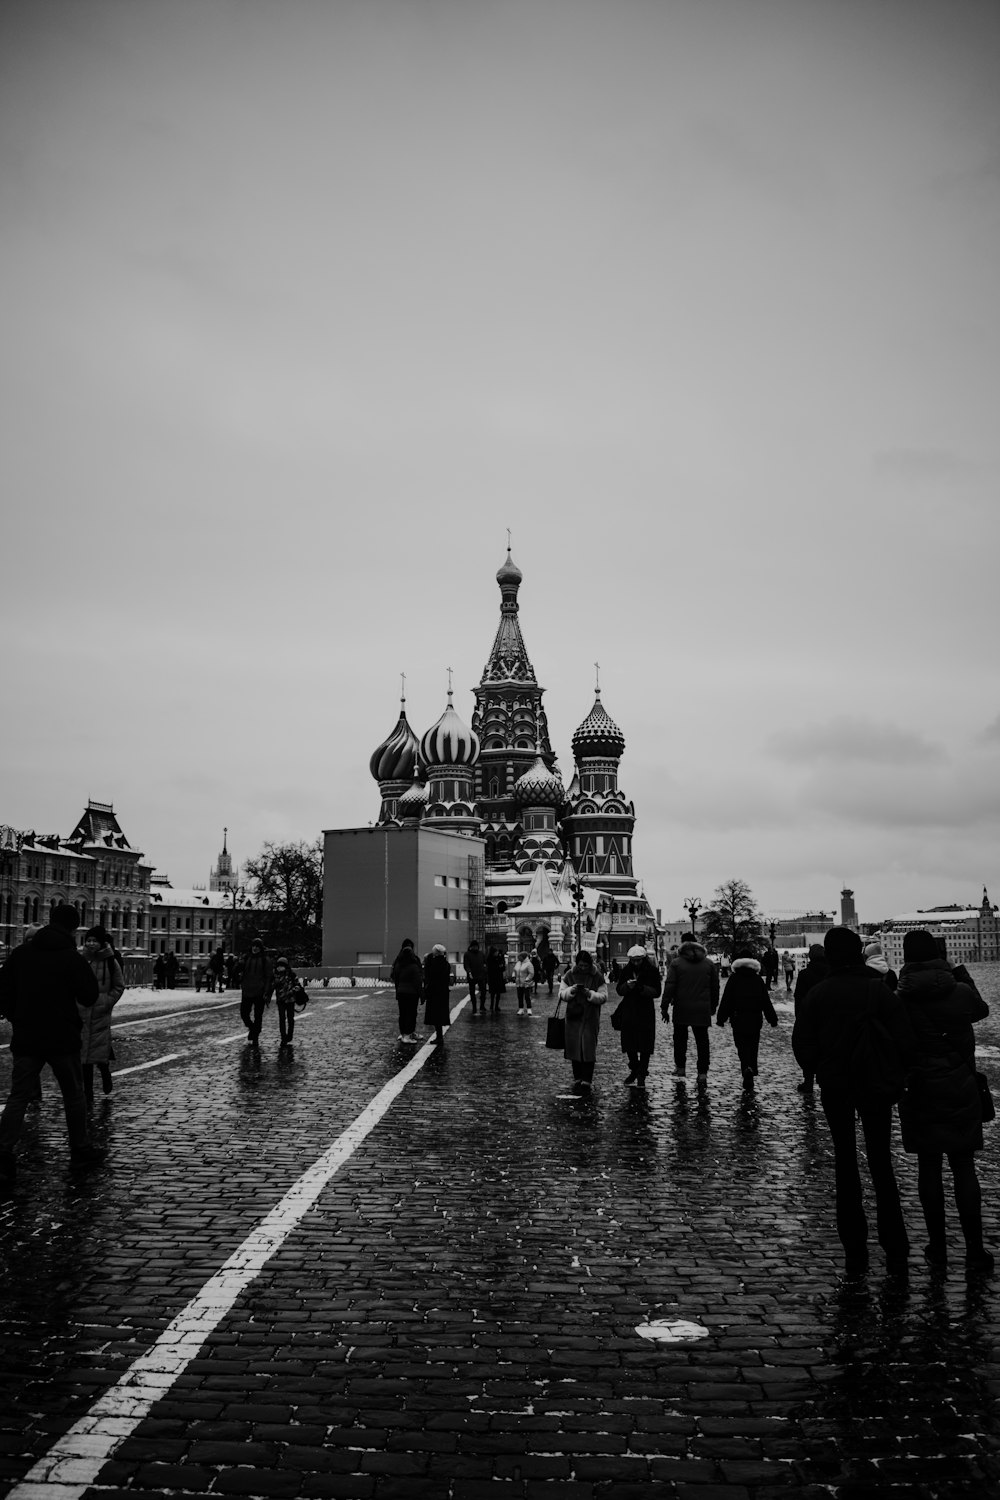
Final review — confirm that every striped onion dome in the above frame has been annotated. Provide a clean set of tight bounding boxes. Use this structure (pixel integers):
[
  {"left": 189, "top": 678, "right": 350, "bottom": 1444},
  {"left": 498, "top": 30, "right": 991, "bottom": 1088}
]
[
  {"left": 513, "top": 753, "right": 564, "bottom": 809},
  {"left": 420, "top": 696, "right": 481, "bottom": 769},
  {"left": 369, "top": 705, "right": 421, "bottom": 783},
  {"left": 571, "top": 691, "right": 625, "bottom": 759}
]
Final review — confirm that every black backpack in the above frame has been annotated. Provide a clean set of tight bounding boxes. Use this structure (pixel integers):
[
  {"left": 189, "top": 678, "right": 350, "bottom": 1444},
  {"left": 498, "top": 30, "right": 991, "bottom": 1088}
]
[{"left": 850, "top": 984, "right": 905, "bottom": 1102}]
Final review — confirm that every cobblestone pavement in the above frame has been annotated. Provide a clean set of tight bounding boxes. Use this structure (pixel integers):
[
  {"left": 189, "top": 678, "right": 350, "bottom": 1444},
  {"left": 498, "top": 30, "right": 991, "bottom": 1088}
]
[{"left": 2, "top": 970, "right": 1000, "bottom": 1499}]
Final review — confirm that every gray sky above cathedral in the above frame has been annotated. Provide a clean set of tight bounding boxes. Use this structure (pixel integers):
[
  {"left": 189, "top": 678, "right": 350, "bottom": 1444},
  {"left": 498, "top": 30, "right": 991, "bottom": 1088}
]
[{"left": 2, "top": 0, "right": 998, "bottom": 922}]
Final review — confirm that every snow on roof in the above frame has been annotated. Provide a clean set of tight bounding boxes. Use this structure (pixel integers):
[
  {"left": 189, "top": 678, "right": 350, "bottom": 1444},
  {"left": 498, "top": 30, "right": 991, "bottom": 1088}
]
[
  {"left": 147, "top": 886, "right": 235, "bottom": 910},
  {"left": 885, "top": 910, "right": 981, "bottom": 924}
]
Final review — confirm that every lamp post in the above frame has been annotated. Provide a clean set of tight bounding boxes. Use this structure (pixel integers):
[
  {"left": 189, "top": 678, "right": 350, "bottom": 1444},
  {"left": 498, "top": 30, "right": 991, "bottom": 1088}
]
[
  {"left": 683, "top": 896, "right": 701, "bottom": 937},
  {"left": 227, "top": 884, "right": 254, "bottom": 956},
  {"left": 572, "top": 880, "right": 585, "bottom": 951},
  {"left": 0, "top": 826, "right": 26, "bottom": 953}
]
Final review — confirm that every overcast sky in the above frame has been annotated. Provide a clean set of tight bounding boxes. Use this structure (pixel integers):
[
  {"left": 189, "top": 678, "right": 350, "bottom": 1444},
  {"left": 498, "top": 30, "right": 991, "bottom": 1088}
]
[{"left": 2, "top": 0, "right": 998, "bottom": 925}]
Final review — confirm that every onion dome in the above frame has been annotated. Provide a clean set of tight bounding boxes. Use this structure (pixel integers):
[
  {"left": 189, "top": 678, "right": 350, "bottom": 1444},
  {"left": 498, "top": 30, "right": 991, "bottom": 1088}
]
[
  {"left": 396, "top": 777, "right": 428, "bottom": 819},
  {"left": 571, "top": 691, "right": 625, "bottom": 759},
  {"left": 420, "top": 694, "right": 481, "bottom": 768},
  {"left": 369, "top": 704, "right": 421, "bottom": 783},
  {"left": 513, "top": 753, "right": 565, "bottom": 809},
  {"left": 496, "top": 549, "right": 523, "bottom": 589}
]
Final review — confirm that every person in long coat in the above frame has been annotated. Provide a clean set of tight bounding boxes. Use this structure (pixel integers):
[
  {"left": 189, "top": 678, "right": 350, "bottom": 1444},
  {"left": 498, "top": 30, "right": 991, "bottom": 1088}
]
[
  {"left": 240, "top": 938, "right": 274, "bottom": 1046},
  {"left": 559, "top": 949, "right": 608, "bottom": 1095},
  {"left": 391, "top": 939, "right": 423, "bottom": 1042},
  {"left": 423, "top": 943, "right": 452, "bottom": 1046},
  {"left": 661, "top": 935, "right": 720, "bottom": 1081},
  {"left": 792, "top": 944, "right": 827, "bottom": 1094},
  {"left": 613, "top": 944, "right": 662, "bottom": 1089},
  {"left": 485, "top": 947, "right": 507, "bottom": 1011},
  {"left": 79, "top": 925, "right": 125, "bottom": 1101},
  {"left": 895, "top": 928, "right": 993, "bottom": 1273},
  {"left": 716, "top": 950, "right": 778, "bottom": 1092}
]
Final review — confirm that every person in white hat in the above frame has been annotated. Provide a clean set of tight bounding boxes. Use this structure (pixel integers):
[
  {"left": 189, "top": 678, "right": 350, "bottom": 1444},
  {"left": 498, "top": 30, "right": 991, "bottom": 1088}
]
[
  {"left": 612, "top": 945, "right": 662, "bottom": 1089},
  {"left": 423, "top": 944, "right": 452, "bottom": 1046}
]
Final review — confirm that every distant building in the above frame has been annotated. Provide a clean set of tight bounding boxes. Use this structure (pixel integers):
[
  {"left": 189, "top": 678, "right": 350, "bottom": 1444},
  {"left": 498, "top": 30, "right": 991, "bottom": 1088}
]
[
  {"left": 881, "top": 889, "right": 999, "bottom": 969},
  {"left": 147, "top": 876, "right": 249, "bottom": 964},
  {"left": 209, "top": 828, "right": 238, "bottom": 892},
  {"left": 840, "top": 888, "right": 858, "bottom": 930}
]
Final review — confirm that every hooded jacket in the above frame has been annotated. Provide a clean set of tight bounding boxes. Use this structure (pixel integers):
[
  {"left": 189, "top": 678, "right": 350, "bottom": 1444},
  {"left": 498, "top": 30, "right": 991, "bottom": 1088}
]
[
  {"left": 717, "top": 958, "right": 778, "bottom": 1033},
  {"left": 614, "top": 956, "right": 662, "bottom": 1053},
  {"left": 240, "top": 946, "right": 274, "bottom": 1002},
  {"left": 79, "top": 942, "right": 125, "bottom": 1063},
  {"left": 0, "top": 925, "right": 99, "bottom": 1057},
  {"left": 896, "top": 958, "right": 988, "bottom": 1154},
  {"left": 391, "top": 945, "right": 423, "bottom": 997},
  {"left": 661, "top": 941, "right": 720, "bottom": 1026},
  {"left": 559, "top": 960, "right": 608, "bottom": 1062}
]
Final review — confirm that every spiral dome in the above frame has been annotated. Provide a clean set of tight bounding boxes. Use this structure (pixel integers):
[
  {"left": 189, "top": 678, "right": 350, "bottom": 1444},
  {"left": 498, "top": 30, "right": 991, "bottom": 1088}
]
[
  {"left": 420, "top": 697, "right": 481, "bottom": 768},
  {"left": 571, "top": 692, "right": 625, "bottom": 759},
  {"left": 369, "top": 708, "right": 421, "bottom": 783},
  {"left": 513, "top": 753, "right": 565, "bottom": 809},
  {"left": 396, "top": 777, "right": 428, "bottom": 819}
]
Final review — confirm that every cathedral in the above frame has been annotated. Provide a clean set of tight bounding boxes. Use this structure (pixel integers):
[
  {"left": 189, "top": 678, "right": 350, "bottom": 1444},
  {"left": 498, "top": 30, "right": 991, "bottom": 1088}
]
[{"left": 354, "top": 549, "right": 659, "bottom": 967}]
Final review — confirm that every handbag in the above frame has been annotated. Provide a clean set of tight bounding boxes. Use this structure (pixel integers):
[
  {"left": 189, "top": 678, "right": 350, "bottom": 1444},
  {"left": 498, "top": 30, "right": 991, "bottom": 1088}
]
[
  {"left": 546, "top": 997, "right": 566, "bottom": 1050},
  {"left": 975, "top": 1070, "right": 995, "bottom": 1123},
  {"left": 293, "top": 983, "right": 309, "bottom": 1013},
  {"left": 610, "top": 996, "right": 629, "bottom": 1032}
]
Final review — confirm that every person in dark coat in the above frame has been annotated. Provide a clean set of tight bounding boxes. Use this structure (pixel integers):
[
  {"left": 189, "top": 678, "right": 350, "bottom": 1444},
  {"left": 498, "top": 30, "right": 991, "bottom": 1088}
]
[
  {"left": 486, "top": 946, "right": 507, "bottom": 1011},
  {"left": 462, "top": 941, "right": 488, "bottom": 1014},
  {"left": 717, "top": 951, "right": 778, "bottom": 1091},
  {"left": 0, "top": 903, "right": 104, "bottom": 1182},
  {"left": 272, "top": 956, "right": 304, "bottom": 1047},
  {"left": 793, "top": 944, "right": 827, "bottom": 1093},
  {"left": 165, "top": 951, "right": 179, "bottom": 989},
  {"left": 559, "top": 949, "right": 608, "bottom": 1095},
  {"left": 792, "top": 926, "right": 914, "bottom": 1277},
  {"left": 661, "top": 935, "right": 720, "bottom": 1081},
  {"left": 423, "top": 943, "right": 452, "bottom": 1045},
  {"left": 153, "top": 953, "right": 167, "bottom": 990},
  {"left": 614, "top": 944, "right": 662, "bottom": 1089},
  {"left": 80, "top": 924, "right": 125, "bottom": 1101},
  {"left": 209, "top": 948, "right": 226, "bottom": 993},
  {"left": 240, "top": 938, "right": 274, "bottom": 1046},
  {"left": 895, "top": 929, "right": 993, "bottom": 1273},
  {"left": 863, "top": 940, "right": 898, "bottom": 991},
  {"left": 391, "top": 939, "right": 423, "bottom": 1042}
]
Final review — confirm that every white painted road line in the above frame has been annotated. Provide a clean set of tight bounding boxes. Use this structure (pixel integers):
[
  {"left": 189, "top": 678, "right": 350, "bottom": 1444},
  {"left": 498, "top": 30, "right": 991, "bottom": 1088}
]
[
  {"left": 210, "top": 1033, "right": 250, "bottom": 1045},
  {"left": 113, "top": 1055, "right": 185, "bottom": 1077},
  {"left": 325, "top": 1002, "right": 346, "bottom": 1010},
  {"left": 6, "top": 998, "right": 468, "bottom": 1500},
  {"left": 113, "top": 1001, "right": 239, "bottom": 1030}
]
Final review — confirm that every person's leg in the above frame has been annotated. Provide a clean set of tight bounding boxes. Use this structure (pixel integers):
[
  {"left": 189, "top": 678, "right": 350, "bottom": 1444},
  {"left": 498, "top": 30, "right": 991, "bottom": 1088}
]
[
  {"left": 693, "top": 1026, "right": 710, "bottom": 1077},
  {"left": 857, "top": 1098, "right": 908, "bottom": 1266},
  {"left": 285, "top": 1004, "right": 295, "bottom": 1043},
  {"left": 249, "top": 999, "right": 265, "bottom": 1044},
  {"left": 673, "top": 1023, "right": 688, "bottom": 1075},
  {"left": 625, "top": 1050, "right": 639, "bottom": 1083},
  {"left": 917, "top": 1150, "right": 948, "bottom": 1264},
  {"left": 636, "top": 1050, "right": 651, "bottom": 1086},
  {"left": 0, "top": 1055, "right": 46, "bottom": 1164},
  {"left": 404, "top": 995, "right": 419, "bottom": 1035},
  {"left": 579, "top": 1060, "right": 595, "bottom": 1087},
  {"left": 82, "top": 1063, "right": 95, "bottom": 1104},
  {"left": 47, "top": 1053, "right": 93, "bottom": 1154},
  {"left": 278, "top": 1003, "right": 289, "bottom": 1044},
  {"left": 98, "top": 1063, "right": 113, "bottom": 1094},
  {"left": 948, "top": 1151, "right": 992, "bottom": 1269},
  {"left": 240, "top": 995, "right": 253, "bottom": 1037},
  {"left": 822, "top": 1091, "right": 869, "bottom": 1268}
]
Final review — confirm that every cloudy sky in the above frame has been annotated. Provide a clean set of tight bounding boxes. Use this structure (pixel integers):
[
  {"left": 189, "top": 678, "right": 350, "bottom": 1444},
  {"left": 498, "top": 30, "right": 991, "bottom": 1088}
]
[{"left": 2, "top": 0, "right": 998, "bottom": 925}]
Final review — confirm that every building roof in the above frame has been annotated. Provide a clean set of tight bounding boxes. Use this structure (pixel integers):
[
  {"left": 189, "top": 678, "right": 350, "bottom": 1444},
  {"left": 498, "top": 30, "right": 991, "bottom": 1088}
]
[
  {"left": 147, "top": 885, "right": 236, "bottom": 910},
  {"left": 885, "top": 909, "right": 983, "bottom": 924}
]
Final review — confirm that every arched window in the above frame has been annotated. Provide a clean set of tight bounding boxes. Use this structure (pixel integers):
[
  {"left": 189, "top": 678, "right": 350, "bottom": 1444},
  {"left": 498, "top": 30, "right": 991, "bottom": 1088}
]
[{"left": 32, "top": 898, "right": 39, "bottom": 923}]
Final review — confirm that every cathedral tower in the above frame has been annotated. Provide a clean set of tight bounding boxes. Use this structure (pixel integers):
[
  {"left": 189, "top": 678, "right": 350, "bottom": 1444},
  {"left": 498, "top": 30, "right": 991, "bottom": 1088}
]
[{"left": 561, "top": 682, "right": 638, "bottom": 897}]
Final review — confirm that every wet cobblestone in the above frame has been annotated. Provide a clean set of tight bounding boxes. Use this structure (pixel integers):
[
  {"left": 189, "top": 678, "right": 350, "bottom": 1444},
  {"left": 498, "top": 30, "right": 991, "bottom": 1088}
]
[{"left": 1, "top": 974, "right": 999, "bottom": 1496}]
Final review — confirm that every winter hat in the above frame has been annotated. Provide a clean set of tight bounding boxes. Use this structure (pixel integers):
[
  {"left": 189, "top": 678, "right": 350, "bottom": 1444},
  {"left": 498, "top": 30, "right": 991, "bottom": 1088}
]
[
  {"left": 903, "top": 929, "right": 939, "bottom": 963},
  {"left": 627, "top": 944, "right": 647, "bottom": 958},
  {"left": 50, "top": 903, "right": 80, "bottom": 932},
  {"left": 808, "top": 943, "right": 825, "bottom": 964},
  {"left": 85, "top": 925, "right": 112, "bottom": 946},
  {"left": 432, "top": 943, "right": 447, "bottom": 955},
  {"left": 823, "top": 926, "right": 864, "bottom": 968},
  {"left": 681, "top": 933, "right": 696, "bottom": 944}
]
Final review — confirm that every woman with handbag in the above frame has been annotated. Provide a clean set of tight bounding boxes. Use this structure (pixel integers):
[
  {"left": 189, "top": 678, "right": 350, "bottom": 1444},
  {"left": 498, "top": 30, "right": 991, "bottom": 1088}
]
[
  {"left": 896, "top": 929, "right": 993, "bottom": 1274},
  {"left": 559, "top": 950, "right": 607, "bottom": 1095},
  {"left": 613, "top": 944, "right": 662, "bottom": 1089}
]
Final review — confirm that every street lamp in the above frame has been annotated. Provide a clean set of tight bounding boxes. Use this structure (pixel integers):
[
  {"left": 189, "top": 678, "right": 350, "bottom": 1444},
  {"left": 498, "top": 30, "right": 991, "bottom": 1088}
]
[
  {"left": 227, "top": 884, "right": 254, "bottom": 955},
  {"left": 571, "top": 880, "right": 585, "bottom": 951},
  {"left": 683, "top": 896, "right": 702, "bottom": 936}
]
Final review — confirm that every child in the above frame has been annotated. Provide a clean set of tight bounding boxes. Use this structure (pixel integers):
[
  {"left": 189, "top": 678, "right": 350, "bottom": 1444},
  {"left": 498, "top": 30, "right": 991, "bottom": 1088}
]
[
  {"left": 716, "top": 949, "right": 778, "bottom": 1091},
  {"left": 272, "top": 956, "right": 305, "bottom": 1046}
]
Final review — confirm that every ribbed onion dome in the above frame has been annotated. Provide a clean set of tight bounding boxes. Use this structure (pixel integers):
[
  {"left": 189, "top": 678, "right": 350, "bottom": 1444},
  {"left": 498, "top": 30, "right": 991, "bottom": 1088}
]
[
  {"left": 513, "top": 753, "right": 565, "bottom": 809},
  {"left": 396, "top": 778, "right": 428, "bottom": 818},
  {"left": 420, "top": 697, "right": 481, "bottom": 768},
  {"left": 369, "top": 707, "right": 421, "bottom": 783},
  {"left": 571, "top": 692, "right": 625, "bottom": 759}
]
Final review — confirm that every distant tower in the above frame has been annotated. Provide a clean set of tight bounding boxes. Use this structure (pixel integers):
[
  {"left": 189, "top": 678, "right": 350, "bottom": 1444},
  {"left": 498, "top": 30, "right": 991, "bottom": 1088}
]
[
  {"left": 370, "top": 679, "right": 422, "bottom": 824},
  {"left": 561, "top": 672, "right": 638, "bottom": 897},
  {"left": 210, "top": 828, "right": 237, "bottom": 892},
  {"left": 420, "top": 677, "right": 482, "bottom": 836},
  {"left": 840, "top": 887, "right": 858, "bottom": 930}
]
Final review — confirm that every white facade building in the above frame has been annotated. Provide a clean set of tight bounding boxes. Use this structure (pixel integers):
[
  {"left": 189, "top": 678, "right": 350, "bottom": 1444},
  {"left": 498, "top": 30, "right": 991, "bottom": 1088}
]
[{"left": 881, "top": 889, "right": 999, "bottom": 969}]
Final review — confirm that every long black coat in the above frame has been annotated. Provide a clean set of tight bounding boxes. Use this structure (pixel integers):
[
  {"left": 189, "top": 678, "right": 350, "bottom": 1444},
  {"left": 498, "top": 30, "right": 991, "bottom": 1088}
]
[
  {"left": 614, "top": 958, "right": 662, "bottom": 1054},
  {"left": 791, "top": 962, "right": 915, "bottom": 1098},
  {"left": 717, "top": 960, "right": 778, "bottom": 1033},
  {"left": 422, "top": 951, "right": 452, "bottom": 1026},
  {"left": 896, "top": 959, "right": 989, "bottom": 1154},
  {"left": 0, "top": 925, "right": 99, "bottom": 1057}
]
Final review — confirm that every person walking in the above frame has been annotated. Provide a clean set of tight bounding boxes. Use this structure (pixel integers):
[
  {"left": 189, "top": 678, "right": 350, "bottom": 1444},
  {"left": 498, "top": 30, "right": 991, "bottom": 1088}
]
[
  {"left": 542, "top": 948, "right": 558, "bottom": 996},
  {"left": 0, "top": 903, "right": 104, "bottom": 1183},
  {"left": 209, "top": 947, "right": 226, "bottom": 994},
  {"left": 462, "top": 941, "right": 488, "bottom": 1014},
  {"left": 153, "top": 953, "right": 167, "bottom": 990},
  {"left": 240, "top": 938, "right": 274, "bottom": 1047},
  {"left": 80, "top": 925, "right": 125, "bottom": 1102},
  {"left": 560, "top": 949, "right": 608, "bottom": 1095},
  {"left": 661, "top": 934, "right": 719, "bottom": 1082},
  {"left": 792, "top": 943, "right": 827, "bottom": 1094},
  {"left": 423, "top": 943, "right": 452, "bottom": 1046},
  {"left": 613, "top": 944, "right": 662, "bottom": 1089},
  {"left": 895, "top": 928, "right": 993, "bottom": 1274},
  {"left": 781, "top": 951, "right": 796, "bottom": 992},
  {"left": 391, "top": 938, "right": 423, "bottom": 1042},
  {"left": 513, "top": 952, "right": 535, "bottom": 1016},
  {"left": 486, "top": 946, "right": 506, "bottom": 1012},
  {"left": 165, "top": 950, "right": 179, "bottom": 989},
  {"left": 530, "top": 949, "right": 543, "bottom": 995},
  {"left": 272, "top": 956, "right": 304, "bottom": 1047},
  {"left": 792, "top": 926, "right": 914, "bottom": 1277},
  {"left": 761, "top": 945, "right": 780, "bottom": 989},
  {"left": 716, "top": 949, "right": 778, "bottom": 1092}
]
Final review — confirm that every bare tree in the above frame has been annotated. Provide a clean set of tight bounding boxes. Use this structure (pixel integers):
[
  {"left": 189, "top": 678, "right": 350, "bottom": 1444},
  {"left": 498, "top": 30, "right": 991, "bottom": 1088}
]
[
  {"left": 243, "top": 838, "right": 323, "bottom": 960},
  {"left": 701, "top": 877, "right": 762, "bottom": 957}
]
